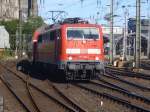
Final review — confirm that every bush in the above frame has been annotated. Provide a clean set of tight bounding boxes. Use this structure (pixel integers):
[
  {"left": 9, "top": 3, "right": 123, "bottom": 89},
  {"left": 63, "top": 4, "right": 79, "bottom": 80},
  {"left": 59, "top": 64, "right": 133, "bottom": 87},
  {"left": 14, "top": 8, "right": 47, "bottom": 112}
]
[{"left": 0, "top": 48, "right": 15, "bottom": 60}]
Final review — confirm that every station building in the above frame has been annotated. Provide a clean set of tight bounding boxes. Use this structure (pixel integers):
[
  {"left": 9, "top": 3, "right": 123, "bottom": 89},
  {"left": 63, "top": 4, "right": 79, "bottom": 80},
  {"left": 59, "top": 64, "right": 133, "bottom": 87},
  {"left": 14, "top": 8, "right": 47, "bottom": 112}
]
[
  {"left": 102, "top": 18, "right": 150, "bottom": 59},
  {"left": 128, "top": 18, "right": 150, "bottom": 37},
  {"left": 102, "top": 26, "right": 123, "bottom": 55}
]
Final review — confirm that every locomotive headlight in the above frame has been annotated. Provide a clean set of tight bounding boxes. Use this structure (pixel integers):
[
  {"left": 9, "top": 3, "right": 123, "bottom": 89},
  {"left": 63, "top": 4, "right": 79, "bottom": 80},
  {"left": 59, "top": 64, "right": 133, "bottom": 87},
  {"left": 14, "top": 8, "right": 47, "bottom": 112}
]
[
  {"left": 95, "top": 57, "right": 99, "bottom": 60},
  {"left": 15, "top": 55, "right": 18, "bottom": 59},
  {"left": 68, "top": 56, "right": 72, "bottom": 60},
  {"left": 22, "top": 52, "right": 26, "bottom": 56}
]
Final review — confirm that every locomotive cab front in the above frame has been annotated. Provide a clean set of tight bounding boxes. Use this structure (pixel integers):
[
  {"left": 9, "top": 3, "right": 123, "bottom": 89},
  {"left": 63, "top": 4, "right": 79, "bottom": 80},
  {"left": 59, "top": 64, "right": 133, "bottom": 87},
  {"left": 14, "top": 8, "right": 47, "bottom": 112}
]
[{"left": 60, "top": 24, "right": 104, "bottom": 80}]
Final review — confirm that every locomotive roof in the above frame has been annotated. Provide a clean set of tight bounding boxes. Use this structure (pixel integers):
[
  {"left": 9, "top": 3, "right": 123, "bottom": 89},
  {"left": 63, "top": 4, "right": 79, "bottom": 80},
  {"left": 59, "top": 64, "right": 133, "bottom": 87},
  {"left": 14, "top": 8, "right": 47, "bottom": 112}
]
[
  {"left": 33, "top": 23, "right": 102, "bottom": 42},
  {"left": 35, "top": 17, "right": 102, "bottom": 34},
  {"left": 44, "top": 23, "right": 101, "bottom": 31}
]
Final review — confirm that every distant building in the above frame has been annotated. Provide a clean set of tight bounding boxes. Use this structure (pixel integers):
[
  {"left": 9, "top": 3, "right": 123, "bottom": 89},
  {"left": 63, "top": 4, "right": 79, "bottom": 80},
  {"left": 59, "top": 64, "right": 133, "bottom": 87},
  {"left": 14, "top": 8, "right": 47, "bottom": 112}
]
[
  {"left": 102, "top": 26, "right": 123, "bottom": 42},
  {"left": 102, "top": 26, "right": 123, "bottom": 35},
  {"left": 101, "top": 26, "right": 124, "bottom": 55},
  {"left": 128, "top": 18, "right": 150, "bottom": 38},
  {"left": 0, "top": 26, "right": 10, "bottom": 50},
  {"left": 114, "top": 18, "right": 150, "bottom": 57},
  {"left": 0, "top": 0, "right": 38, "bottom": 21}
]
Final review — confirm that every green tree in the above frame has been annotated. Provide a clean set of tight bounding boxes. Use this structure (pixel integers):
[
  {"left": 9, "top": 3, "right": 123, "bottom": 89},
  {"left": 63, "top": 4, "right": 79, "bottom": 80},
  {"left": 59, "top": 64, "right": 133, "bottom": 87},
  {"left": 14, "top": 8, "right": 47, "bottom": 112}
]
[
  {"left": 0, "top": 20, "right": 19, "bottom": 34},
  {"left": 0, "top": 16, "right": 45, "bottom": 50},
  {"left": 0, "top": 20, "right": 19, "bottom": 50},
  {"left": 23, "top": 16, "right": 45, "bottom": 35}
]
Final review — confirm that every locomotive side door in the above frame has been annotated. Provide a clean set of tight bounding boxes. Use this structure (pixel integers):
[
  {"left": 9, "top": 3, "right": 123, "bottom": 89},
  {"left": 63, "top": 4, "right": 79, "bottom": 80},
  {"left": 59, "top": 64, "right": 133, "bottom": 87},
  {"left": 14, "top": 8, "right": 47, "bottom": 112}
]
[
  {"left": 36, "top": 35, "right": 42, "bottom": 62},
  {"left": 55, "top": 30, "right": 61, "bottom": 62}
]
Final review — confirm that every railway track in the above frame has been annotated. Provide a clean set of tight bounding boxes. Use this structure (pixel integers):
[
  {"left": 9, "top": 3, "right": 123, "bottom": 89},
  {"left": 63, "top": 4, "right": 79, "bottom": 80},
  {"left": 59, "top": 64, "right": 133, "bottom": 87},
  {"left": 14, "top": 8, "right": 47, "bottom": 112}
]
[
  {"left": 141, "top": 63, "right": 150, "bottom": 70},
  {"left": 0, "top": 63, "right": 88, "bottom": 112},
  {"left": 90, "top": 80, "right": 150, "bottom": 105},
  {"left": 100, "top": 73, "right": 150, "bottom": 99},
  {"left": 104, "top": 72, "right": 150, "bottom": 90},
  {"left": 55, "top": 82, "right": 130, "bottom": 112},
  {"left": 105, "top": 66, "right": 150, "bottom": 89},
  {"left": 73, "top": 83, "right": 150, "bottom": 112},
  {"left": 115, "top": 75, "right": 150, "bottom": 89},
  {"left": 105, "top": 66, "right": 150, "bottom": 80},
  {"left": 0, "top": 69, "right": 41, "bottom": 112},
  {"left": 46, "top": 80, "right": 88, "bottom": 112},
  {"left": 0, "top": 61, "right": 132, "bottom": 112},
  {"left": 90, "top": 80, "right": 150, "bottom": 103},
  {"left": 1, "top": 61, "right": 150, "bottom": 112},
  {"left": 141, "top": 61, "right": 150, "bottom": 70}
]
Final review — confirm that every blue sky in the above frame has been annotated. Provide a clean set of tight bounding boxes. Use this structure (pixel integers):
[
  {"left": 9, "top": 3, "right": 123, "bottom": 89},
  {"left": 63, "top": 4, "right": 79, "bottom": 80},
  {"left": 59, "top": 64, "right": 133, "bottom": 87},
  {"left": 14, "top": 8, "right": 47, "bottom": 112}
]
[{"left": 38, "top": 0, "right": 150, "bottom": 26}]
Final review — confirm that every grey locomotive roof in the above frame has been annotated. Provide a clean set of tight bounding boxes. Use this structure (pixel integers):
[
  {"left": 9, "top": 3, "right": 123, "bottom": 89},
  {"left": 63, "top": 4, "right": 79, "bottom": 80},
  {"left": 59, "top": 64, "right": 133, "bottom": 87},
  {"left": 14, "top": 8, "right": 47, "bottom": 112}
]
[{"left": 0, "top": 26, "right": 10, "bottom": 48}]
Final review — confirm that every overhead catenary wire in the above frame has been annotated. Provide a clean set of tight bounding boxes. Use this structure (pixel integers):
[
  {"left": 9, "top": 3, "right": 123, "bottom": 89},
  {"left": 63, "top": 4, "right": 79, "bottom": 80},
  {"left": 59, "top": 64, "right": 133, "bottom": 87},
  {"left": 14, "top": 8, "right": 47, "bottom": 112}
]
[{"left": 42, "top": 0, "right": 119, "bottom": 24}]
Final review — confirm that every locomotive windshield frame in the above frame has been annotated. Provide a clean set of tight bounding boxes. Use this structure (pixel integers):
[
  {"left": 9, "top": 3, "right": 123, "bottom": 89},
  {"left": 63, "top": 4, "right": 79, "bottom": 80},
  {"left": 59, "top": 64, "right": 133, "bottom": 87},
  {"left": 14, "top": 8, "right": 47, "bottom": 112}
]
[{"left": 66, "top": 27, "right": 100, "bottom": 40}]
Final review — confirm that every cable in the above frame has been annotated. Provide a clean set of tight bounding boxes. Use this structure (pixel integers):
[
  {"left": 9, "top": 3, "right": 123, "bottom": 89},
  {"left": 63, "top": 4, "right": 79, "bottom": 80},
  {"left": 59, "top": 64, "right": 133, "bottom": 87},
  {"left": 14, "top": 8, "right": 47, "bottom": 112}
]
[{"left": 63, "top": 0, "right": 81, "bottom": 10}]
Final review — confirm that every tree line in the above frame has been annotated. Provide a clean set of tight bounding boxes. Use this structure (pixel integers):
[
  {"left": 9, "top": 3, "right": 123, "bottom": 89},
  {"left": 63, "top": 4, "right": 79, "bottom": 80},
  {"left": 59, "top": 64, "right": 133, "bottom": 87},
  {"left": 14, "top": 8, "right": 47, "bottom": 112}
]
[{"left": 0, "top": 16, "right": 45, "bottom": 50}]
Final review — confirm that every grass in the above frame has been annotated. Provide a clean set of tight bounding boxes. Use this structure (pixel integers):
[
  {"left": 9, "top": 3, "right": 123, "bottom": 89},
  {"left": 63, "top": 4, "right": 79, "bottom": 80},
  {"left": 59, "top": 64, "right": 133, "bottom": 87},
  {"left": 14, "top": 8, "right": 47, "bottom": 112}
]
[{"left": 0, "top": 49, "right": 15, "bottom": 61}]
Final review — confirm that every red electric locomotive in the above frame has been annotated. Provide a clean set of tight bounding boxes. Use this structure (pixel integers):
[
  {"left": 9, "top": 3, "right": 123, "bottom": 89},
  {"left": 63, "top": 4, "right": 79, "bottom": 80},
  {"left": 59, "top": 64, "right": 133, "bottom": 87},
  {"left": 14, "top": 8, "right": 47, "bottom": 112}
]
[{"left": 32, "top": 18, "right": 104, "bottom": 80}]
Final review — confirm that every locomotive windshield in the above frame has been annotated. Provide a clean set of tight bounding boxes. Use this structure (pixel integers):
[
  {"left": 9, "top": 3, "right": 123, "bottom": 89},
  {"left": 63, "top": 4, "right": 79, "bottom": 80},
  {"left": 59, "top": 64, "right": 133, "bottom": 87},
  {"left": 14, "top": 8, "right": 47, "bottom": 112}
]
[{"left": 67, "top": 27, "right": 99, "bottom": 39}]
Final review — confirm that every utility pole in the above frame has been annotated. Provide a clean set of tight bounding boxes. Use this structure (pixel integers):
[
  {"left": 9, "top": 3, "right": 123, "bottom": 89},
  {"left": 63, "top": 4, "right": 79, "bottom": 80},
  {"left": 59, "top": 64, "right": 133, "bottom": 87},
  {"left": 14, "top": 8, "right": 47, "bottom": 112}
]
[
  {"left": 110, "top": 0, "right": 114, "bottom": 65},
  {"left": 31, "top": 0, "right": 36, "bottom": 16},
  {"left": 19, "top": 0, "right": 22, "bottom": 58},
  {"left": 135, "top": 0, "right": 141, "bottom": 68},
  {"left": 147, "top": 1, "right": 150, "bottom": 59},
  {"left": 148, "top": 13, "right": 150, "bottom": 59},
  {"left": 31, "top": 0, "right": 34, "bottom": 16},
  {"left": 0, "top": 0, "right": 2, "bottom": 19},
  {"left": 122, "top": 6, "right": 128, "bottom": 61}
]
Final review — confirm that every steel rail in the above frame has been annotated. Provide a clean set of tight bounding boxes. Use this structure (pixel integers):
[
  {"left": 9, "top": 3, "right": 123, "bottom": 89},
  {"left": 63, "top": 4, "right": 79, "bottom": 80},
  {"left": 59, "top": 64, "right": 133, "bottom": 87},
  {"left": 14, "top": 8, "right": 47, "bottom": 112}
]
[
  {"left": 104, "top": 72, "right": 150, "bottom": 91},
  {"left": 30, "top": 82, "right": 76, "bottom": 112},
  {"left": 26, "top": 75, "right": 42, "bottom": 112},
  {"left": 105, "top": 66, "right": 150, "bottom": 80},
  {"left": 0, "top": 64, "right": 76, "bottom": 112},
  {"left": 73, "top": 84, "right": 150, "bottom": 112},
  {"left": 47, "top": 80, "right": 88, "bottom": 112},
  {"left": 0, "top": 75, "right": 31, "bottom": 112},
  {"left": 0, "top": 67, "right": 41, "bottom": 112},
  {"left": 90, "top": 80, "right": 150, "bottom": 104}
]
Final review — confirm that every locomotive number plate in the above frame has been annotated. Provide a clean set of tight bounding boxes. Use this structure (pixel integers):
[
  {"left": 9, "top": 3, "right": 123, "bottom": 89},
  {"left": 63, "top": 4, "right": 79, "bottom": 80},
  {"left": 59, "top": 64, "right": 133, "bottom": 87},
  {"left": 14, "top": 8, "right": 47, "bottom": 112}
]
[{"left": 80, "top": 49, "right": 87, "bottom": 54}]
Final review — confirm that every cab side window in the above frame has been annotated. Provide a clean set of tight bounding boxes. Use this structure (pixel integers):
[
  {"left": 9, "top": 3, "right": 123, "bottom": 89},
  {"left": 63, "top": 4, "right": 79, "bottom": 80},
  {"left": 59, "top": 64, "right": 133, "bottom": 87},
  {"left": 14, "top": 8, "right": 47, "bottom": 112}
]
[
  {"left": 50, "top": 31, "right": 58, "bottom": 41},
  {"left": 38, "top": 35, "right": 42, "bottom": 43}
]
